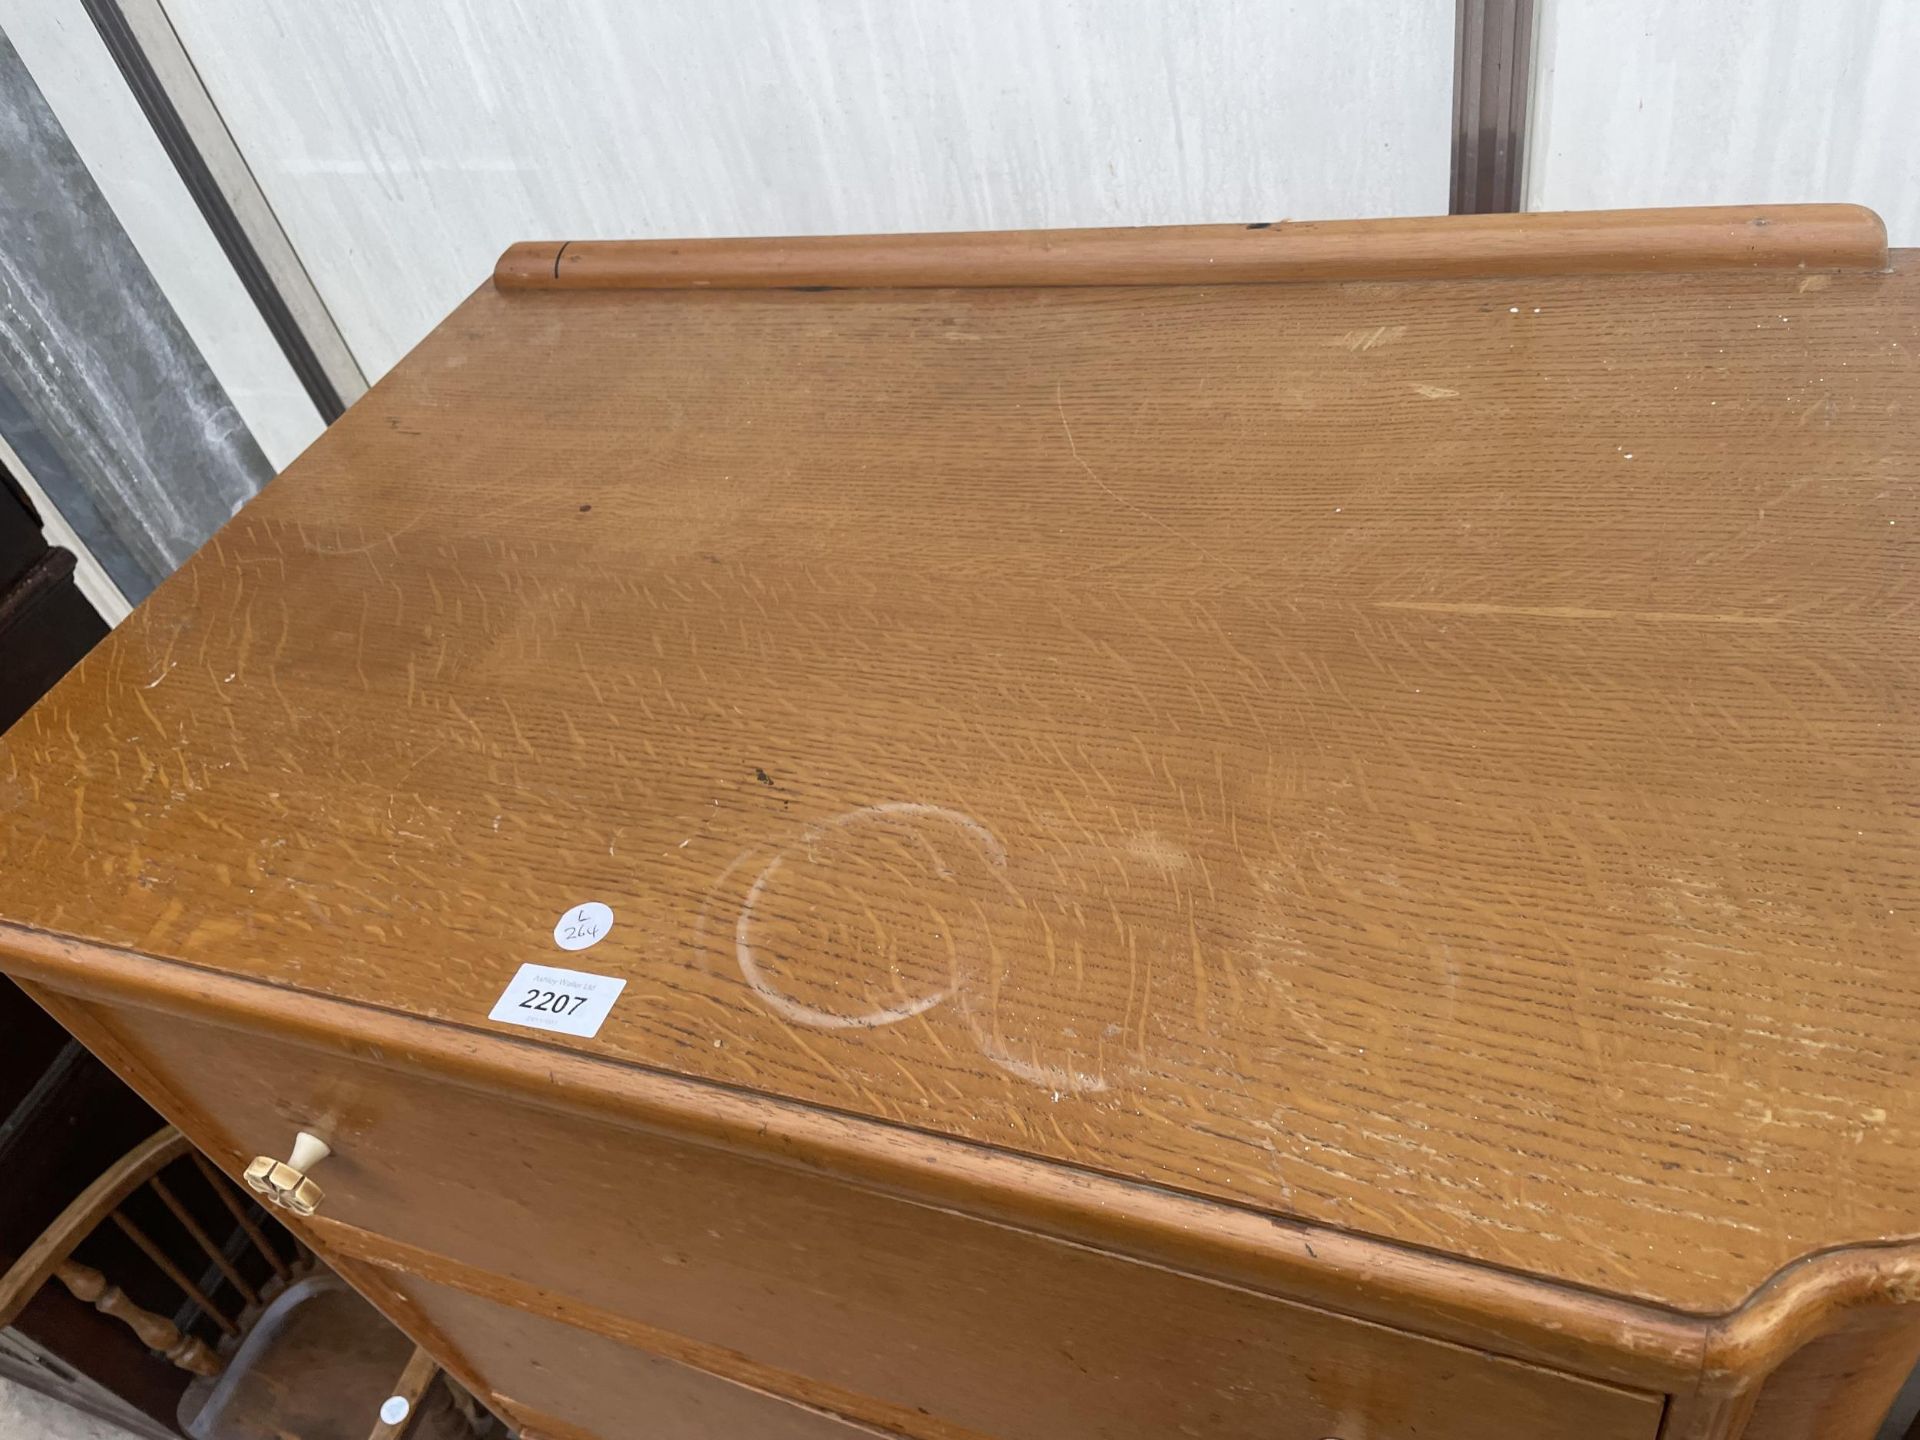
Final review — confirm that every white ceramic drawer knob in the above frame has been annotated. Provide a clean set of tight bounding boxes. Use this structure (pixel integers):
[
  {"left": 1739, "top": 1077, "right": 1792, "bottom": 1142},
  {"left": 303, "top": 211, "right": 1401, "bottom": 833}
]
[{"left": 243, "top": 1130, "right": 331, "bottom": 1216}]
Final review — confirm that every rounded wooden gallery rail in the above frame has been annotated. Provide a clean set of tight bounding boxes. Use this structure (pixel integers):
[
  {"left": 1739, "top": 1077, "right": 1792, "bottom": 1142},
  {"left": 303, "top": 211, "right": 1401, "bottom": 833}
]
[{"left": 494, "top": 204, "right": 1888, "bottom": 292}]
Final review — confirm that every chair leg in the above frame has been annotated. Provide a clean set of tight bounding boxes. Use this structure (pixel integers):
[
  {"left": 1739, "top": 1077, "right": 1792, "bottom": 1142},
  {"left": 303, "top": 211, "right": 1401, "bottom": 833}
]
[{"left": 54, "top": 1258, "right": 223, "bottom": 1378}]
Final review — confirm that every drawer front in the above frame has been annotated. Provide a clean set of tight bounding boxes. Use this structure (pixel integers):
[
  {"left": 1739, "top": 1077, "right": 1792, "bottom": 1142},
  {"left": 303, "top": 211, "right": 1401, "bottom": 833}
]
[
  {"left": 394, "top": 1272, "right": 883, "bottom": 1440},
  {"left": 85, "top": 998, "right": 1663, "bottom": 1440}
]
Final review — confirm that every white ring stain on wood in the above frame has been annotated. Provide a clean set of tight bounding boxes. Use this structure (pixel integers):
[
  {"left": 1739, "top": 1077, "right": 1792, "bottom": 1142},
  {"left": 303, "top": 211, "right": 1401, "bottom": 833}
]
[
  {"left": 736, "top": 850, "right": 951, "bottom": 1032},
  {"left": 734, "top": 803, "right": 1000, "bottom": 1031},
  {"left": 735, "top": 802, "right": 1110, "bottom": 1093}
]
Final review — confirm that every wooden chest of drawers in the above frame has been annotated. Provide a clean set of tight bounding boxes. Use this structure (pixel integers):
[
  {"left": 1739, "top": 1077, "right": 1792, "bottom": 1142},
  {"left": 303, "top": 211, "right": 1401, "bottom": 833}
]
[{"left": 4, "top": 206, "right": 1918, "bottom": 1440}]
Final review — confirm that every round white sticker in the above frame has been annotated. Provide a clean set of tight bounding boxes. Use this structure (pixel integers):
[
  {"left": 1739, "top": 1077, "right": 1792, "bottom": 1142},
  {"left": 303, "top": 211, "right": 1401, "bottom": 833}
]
[
  {"left": 553, "top": 901, "right": 614, "bottom": 951},
  {"left": 379, "top": 1396, "right": 411, "bottom": 1426}
]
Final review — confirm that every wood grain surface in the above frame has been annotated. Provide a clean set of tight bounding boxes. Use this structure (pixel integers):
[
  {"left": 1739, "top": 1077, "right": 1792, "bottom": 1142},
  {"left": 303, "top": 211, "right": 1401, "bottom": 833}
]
[
  {"left": 8, "top": 949, "right": 1711, "bottom": 1392},
  {"left": 400, "top": 1277, "right": 907, "bottom": 1440},
  {"left": 387, "top": 1253, "right": 1661, "bottom": 1440},
  {"left": 495, "top": 205, "right": 1888, "bottom": 290},
  {"left": 2, "top": 232, "right": 1917, "bottom": 1327},
  {"left": 50, "top": 994, "right": 1663, "bottom": 1440}
]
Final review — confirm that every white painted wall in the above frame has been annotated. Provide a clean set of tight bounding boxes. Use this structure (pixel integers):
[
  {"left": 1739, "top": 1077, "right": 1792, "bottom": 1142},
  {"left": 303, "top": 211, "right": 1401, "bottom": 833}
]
[
  {"left": 0, "top": 3, "right": 325, "bottom": 469},
  {"left": 1527, "top": 0, "right": 1920, "bottom": 245},
  {"left": 156, "top": 0, "right": 1455, "bottom": 378}
]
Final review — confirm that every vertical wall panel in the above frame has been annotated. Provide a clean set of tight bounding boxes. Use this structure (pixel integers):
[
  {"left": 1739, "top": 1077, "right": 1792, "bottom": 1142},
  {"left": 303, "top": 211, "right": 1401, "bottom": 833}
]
[
  {"left": 0, "top": 33, "right": 271, "bottom": 604},
  {"left": 157, "top": 0, "right": 1454, "bottom": 377},
  {"left": 0, "top": 3, "right": 325, "bottom": 469},
  {"left": 1527, "top": 0, "right": 1920, "bottom": 244}
]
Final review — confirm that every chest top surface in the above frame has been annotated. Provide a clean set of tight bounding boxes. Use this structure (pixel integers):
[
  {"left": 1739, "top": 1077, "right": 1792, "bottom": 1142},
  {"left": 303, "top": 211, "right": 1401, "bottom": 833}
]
[{"left": 2, "top": 209, "right": 1915, "bottom": 1317}]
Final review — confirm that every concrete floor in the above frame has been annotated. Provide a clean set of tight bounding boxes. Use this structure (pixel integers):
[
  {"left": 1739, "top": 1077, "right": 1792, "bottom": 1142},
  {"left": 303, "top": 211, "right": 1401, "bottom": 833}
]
[{"left": 0, "top": 1376, "right": 140, "bottom": 1440}]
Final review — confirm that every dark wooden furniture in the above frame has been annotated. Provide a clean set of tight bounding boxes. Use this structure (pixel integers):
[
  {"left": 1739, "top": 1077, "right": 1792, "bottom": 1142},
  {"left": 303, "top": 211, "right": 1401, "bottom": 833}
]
[
  {"left": 0, "top": 455, "right": 106, "bottom": 733},
  {"left": 3, "top": 205, "right": 1918, "bottom": 1440},
  {"left": 0, "top": 457, "right": 189, "bottom": 1433}
]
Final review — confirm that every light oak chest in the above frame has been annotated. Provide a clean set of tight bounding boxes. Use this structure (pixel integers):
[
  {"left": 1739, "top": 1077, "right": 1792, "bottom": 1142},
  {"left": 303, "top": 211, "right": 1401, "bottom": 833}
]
[{"left": 4, "top": 205, "right": 1918, "bottom": 1440}]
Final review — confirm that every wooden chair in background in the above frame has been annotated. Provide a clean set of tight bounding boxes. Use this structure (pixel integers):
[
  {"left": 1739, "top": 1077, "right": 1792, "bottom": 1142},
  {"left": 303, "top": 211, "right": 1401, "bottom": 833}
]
[
  {"left": 1, "top": 1126, "right": 491, "bottom": 1440},
  {"left": 0, "top": 1128, "right": 293, "bottom": 1383}
]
